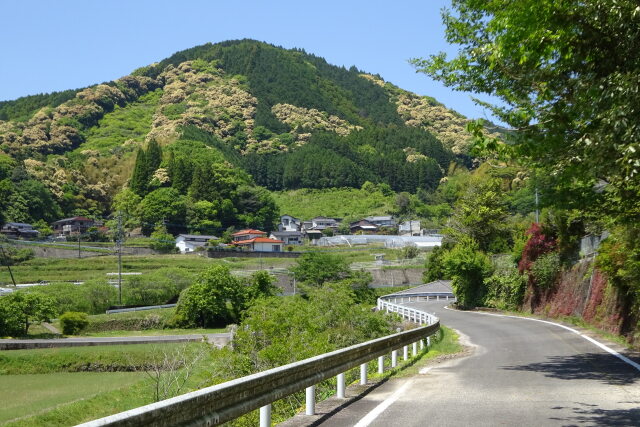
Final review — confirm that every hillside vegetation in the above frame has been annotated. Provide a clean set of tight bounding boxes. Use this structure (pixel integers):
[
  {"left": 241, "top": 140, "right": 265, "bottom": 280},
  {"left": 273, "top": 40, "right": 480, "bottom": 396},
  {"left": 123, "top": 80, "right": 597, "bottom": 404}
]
[{"left": 0, "top": 39, "right": 480, "bottom": 235}]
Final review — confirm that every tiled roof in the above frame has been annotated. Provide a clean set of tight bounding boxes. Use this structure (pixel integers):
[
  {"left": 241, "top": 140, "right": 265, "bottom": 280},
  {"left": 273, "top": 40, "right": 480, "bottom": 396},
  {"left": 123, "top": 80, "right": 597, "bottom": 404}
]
[
  {"left": 232, "top": 229, "right": 266, "bottom": 236},
  {"left": 235, "top": 237, "right": 284, "bottom": 244}
]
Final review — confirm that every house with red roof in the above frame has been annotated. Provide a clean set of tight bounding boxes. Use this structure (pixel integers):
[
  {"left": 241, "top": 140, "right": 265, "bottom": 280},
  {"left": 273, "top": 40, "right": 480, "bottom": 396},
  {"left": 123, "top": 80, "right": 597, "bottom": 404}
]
[
  {"left": 232, "top": 229, "right": 267, "bottom": 243},
  {"left": 234, "top": 236, "right": 284, "bottom": 252}
]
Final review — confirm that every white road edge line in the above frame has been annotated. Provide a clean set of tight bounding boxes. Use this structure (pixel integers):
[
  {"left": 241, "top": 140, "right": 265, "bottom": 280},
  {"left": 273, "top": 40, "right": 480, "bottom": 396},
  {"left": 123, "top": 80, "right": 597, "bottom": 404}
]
[
  {"left": 353, "top": 380, "right": 414, "bottom": 427},
  {"left": 443, "top": 305, "right": 640, "bottom": 372}
]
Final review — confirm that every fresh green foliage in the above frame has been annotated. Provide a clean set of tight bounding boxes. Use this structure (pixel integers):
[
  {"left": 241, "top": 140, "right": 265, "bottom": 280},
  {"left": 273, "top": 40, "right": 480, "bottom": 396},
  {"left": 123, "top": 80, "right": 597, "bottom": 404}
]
[
  {"left": 0, "top": 246, "right": 34, "bottom": 266},
  {"left": 174, "top": 265, "right": 246, "bottom": 327},
  {"left": 484, "top": 256, "right": 526, "bottom": 310},
  {"left": 413, "top": 0, "right": 640, "bottom": 223},
  {"left": 0, "top": 292, "right": 57, "bottom": 336},
  {"left": 446, "top": 177, "right": 510, "bottom": 253},
  {"left": 290, "top": 251, "right": 350, "bottom": 287},
  {"left": 81, "top": 89, "right": 160, "bottom": 152},
  {"left": 423, "top": 244, "right": 450, "bottom": 282},
  {"left": 26, "top": 280, "right": 117, "bottom": 315},
  {"left": 0, "top": 89, "right": 80, "bottom": 121},
  {"left": 81, "top": 308, "right": 176, "bottom": 333},
  {"left": 442, "top": 237, "right": 493, "bottom": 308},
  {"left": 272, "top": 185, "right": 396, "bottom": 219},
  {"left": 149, "top": 223, "right": 177, "bottom": 253},
  {"left": 530, "top": 252, "right": 561, "bottom": 289},
  {"left": 59, "top": 311, "right": 89, "bottom": 335}
]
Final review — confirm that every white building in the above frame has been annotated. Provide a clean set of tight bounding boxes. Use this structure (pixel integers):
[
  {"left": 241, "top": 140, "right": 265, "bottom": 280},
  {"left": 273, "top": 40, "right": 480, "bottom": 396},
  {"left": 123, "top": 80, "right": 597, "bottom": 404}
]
[
  {"left": 175, "top": 234, "right": 217, "bottom": 253},
  {"left": 234, "top": 237, "right": 284, "bottom": 252},
  {"left": 279, "top": 215, "right": 301, "bottom": 232}
]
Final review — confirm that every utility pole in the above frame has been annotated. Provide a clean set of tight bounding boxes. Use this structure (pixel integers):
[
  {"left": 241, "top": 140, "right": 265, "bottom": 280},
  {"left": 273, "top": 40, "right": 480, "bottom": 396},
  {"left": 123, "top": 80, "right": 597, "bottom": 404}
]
[
  {"left": 117, "top": 211, "right": 123, "bottom": 306},
  {"left": 0, "top": 245, "right": 17, "bottom": 286},
  {"left": 78, "top": 231, "right": 81, "bottom": 259},
  {"left": 535, "top": 188, "right": 540, "bottom": 223}
]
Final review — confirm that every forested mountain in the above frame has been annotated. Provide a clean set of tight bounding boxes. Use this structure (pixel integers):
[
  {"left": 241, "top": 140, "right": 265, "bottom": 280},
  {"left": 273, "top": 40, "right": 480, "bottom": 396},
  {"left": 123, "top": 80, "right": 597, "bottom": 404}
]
[{"left": 0, "top": 39, "right": 483, "bottom": 234}]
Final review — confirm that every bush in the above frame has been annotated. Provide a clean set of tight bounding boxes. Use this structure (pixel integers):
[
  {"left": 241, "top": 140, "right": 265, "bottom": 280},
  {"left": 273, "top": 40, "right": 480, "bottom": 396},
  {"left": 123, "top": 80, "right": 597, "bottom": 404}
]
[
  {"left": 442, "top": 237, "right": 493, "bottom": 308},
  {"left": 531, "top": 252, "right": 561, "bottom": 289},
  {"left": 59, "top": 311, "right": 89, "bottom": 335},
  {"left": 484, "top": 257, "right": 526, "bottom": 310},
  {"left": 173, "top": 265, "right": 247, "bottom": 328}
]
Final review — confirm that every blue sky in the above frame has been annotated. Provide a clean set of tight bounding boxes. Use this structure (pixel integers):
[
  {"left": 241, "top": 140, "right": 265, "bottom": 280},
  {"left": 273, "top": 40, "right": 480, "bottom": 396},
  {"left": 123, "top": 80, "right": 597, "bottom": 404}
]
[{"left": 0, "top": 0, "right": 496, "bottom": 121}]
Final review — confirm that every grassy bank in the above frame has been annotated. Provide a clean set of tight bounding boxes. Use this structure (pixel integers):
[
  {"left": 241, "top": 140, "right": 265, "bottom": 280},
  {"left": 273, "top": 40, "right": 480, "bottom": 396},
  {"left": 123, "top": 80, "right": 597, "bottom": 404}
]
[
  {"left": 0, "top": 372, "right": 146, "bottom": 424},
  {"left": 0, "top": 343, "right": 202, "bottom": 375}
]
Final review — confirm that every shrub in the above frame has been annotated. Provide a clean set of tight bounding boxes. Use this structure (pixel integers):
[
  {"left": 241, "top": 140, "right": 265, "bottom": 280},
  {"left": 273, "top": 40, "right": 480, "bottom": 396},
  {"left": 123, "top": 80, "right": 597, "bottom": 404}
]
[
  {"left": 59, "top": 311, "right": 89, "bottom": 335},
  {"left": 442, "top": 237, "right": 493, "bottom": 308},
  {"left": 484, "top": 256, "right": 526, "bottom": 309},
  {"left": 173, "top": 265, "right": 246, "bottom": 328},
  {"left": 401, "top": 245, "right": 419, "bottom": 259},
  {"left": 531, "top": 252, "right": 561, "bottom": 289}
]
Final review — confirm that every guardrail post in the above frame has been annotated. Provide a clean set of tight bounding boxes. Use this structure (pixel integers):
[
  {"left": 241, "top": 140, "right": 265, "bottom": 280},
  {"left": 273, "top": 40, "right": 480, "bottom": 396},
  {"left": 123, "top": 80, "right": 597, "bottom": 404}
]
[
  {"left": 420, "top": 339, "right": 424, "bottom": 350},
  {"left": 412, "top": 342, "right": 417, "bottom": 356},
  {"left": 403, "top": 345, "right": 408, "bottom": 361},
  {"left": 378, "top": 356, "right": 384, "bottom": 374},
  {"left": 391, "top": 350, "right": 398, "bottom": 367},
  {"left": 306, "top": 385, "right": 316, "bottom": 415},
  {"left": 360, "top": 363, "right": 368, "bottom": 385},
  {"left": 427, "top": 336, "right": 431, "bottom": 346},
  {"left": 337, "top": 373, "right": 345, "bottom": 398},
  {"left": 260, "top": 404, "right": 271, "bottom": 427}
]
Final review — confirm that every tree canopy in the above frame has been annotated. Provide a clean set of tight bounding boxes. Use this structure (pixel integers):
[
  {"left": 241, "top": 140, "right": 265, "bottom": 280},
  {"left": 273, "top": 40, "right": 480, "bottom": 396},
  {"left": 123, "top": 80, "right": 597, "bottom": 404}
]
[{"left": 412, "top": 0, "right": 640, "bottom": 223}]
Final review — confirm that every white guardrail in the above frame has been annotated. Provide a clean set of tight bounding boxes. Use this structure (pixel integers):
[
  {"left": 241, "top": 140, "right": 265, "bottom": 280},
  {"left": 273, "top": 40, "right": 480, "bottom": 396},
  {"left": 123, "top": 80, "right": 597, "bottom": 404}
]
[{"left": 78, "top": 296, "right": 439, "bottom": 427}]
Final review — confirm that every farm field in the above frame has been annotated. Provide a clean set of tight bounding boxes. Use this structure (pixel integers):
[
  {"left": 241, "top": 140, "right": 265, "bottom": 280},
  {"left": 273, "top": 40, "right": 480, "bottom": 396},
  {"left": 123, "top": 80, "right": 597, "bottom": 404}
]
[
  {"left": 1, "top": 253, "right": 296, "bottom": 284},
  {"left": 0, "top": 372, "right": 146, "bottom": 424}
]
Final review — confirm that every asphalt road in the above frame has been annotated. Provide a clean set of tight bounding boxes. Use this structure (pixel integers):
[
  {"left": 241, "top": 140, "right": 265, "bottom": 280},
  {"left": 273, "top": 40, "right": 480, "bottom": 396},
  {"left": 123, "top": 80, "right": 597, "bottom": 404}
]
[{"left": 318, "top": 302, "right": 640, "bottom": 427}]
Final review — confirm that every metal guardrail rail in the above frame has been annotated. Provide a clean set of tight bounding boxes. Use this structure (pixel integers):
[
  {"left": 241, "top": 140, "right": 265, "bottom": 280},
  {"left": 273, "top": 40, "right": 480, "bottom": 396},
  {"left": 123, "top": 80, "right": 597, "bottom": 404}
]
[{"left": 78, "top": 295, "right": 439, "bottom": 427}]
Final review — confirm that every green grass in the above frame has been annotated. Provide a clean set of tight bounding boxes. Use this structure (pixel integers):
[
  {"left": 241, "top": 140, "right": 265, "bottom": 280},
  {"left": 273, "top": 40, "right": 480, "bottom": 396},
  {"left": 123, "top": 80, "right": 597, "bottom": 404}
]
[
  {"left": 3, "top": 254, "right": 297, "bottom": 285},
  {"left": 0, "top": 372, "right": 146, "bottom": 425},
  {"left": 80, "top": 328, "right": 225, "bottom": 337},
  {"left": 78, "top": 89, "right": 161, "bottom": 153},
  {"left": 272, "top": 187, "right": 396, "bottom": 219},
  {"left": 0, "top": 343, "right": 201, "bottom": 375}
]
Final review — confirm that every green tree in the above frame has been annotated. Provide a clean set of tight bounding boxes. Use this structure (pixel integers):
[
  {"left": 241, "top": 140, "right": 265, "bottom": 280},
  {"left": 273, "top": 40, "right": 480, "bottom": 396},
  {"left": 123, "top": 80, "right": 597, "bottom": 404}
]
[
  {"left": 446, "top": 178, "right": 510, "bottom": 253},
  {"left": 442, "top": 237, "right": 493, "bottom": 308},
  {"left": 129, "top": 148, "right": 149, "bottom": 196},
  {"left": 412, "top": 0, "right": 640, "bottom": 223},
  {"left": 146, "top": 140, "right": 163, "bottom": 178},
  {"left": 112, "top": 188, "right": 142, "bottom": 228},
  {"left": 247, "top": 270, "right": 279, "bottom": 301},
  {"left": 149, "top": 223, "right": 177, "bottom": 253},
  {"left": 2, "top": 292, "right": 57, "bottom": 335},
  {"left": 138, "top": 188, "right": 186, "bottom": 235},
  {"left": 174, "top": 265, "right": 247, "bottom": 327},
  {"left": 290, "top": 252, "right": 350, "bottom": 287}
]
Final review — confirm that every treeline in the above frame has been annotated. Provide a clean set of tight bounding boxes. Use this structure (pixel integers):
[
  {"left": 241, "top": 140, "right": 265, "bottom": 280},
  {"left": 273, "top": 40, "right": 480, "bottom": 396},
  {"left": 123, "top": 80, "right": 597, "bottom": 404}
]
[
  {"left": 0, "top": 88, "right": 80, "bottom": 122},
  {"left": 241, "top": 125, "right": 451, "bottom": 192},
  {"left": 136, "top": 39, "right": 403, "bottom": 132},
  {"left": 117, "top": 135, "right": 279, "bottom": 235}
]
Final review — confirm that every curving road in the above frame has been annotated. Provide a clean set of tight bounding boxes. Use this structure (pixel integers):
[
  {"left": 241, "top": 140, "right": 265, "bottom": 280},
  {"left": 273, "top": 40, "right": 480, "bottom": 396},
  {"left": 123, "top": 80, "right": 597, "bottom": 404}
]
[{"left": 318, "top": 302, "right": 640, "bottom": 426}]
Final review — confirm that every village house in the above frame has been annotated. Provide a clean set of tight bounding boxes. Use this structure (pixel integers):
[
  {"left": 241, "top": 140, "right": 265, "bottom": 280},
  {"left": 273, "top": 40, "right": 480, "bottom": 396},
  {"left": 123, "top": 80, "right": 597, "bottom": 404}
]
[
  {"left": 301, "top": 216, "right": 341, "bottom": 240},
  {"left": 399, "top": 220, "right": 421, "bottom": 237},
  {"left": 232, "top": 229, "right": 267, "bottom": 242},
  {"left": 0, "top": 222, "right": 40, "bottom": 239},
  {"left": 278, "top": 215, "right": 301, "bottom": 232},
  {"left": 51, "top": 216, "right": 94, "bottom": 237},
  {"left": 234, "top": 236, "right": 284, "bottom": 252},
  {"left": 270, "top": 230, "right": 304, "bottom": 245},
  {"left": 175, "top": 234, "right": 217, "bottom": 253},
  {"left": 365, "top": 215, "right": 396, "bottom": 228},
  {"left": 349, "top": 219, "right": 379, "bottom": 234}
]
